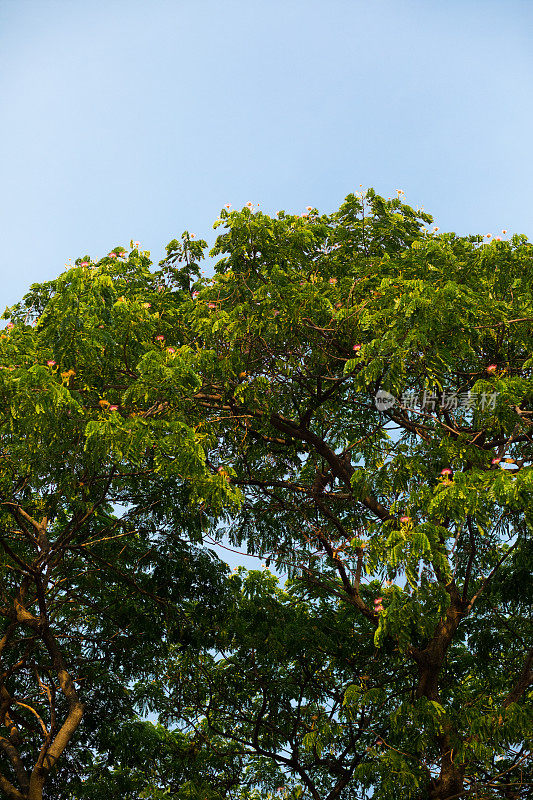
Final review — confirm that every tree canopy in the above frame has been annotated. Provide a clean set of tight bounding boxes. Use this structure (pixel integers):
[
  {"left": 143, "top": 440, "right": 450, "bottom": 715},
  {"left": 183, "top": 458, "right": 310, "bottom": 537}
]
[{"left": 1, "top": 191, "right": 531, "bottom": 800}]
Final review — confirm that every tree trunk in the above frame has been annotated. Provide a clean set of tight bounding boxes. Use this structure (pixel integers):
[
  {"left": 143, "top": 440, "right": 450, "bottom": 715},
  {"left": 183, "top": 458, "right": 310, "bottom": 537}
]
[
  {"left": 412, "top": 592, "right": 467, "bottom": 800},
  {"left": 27, "top": 774, "right": 44, "bottom": 800},
  {"left": 429, "top": 723, "right": 465, "bottom": 800}
]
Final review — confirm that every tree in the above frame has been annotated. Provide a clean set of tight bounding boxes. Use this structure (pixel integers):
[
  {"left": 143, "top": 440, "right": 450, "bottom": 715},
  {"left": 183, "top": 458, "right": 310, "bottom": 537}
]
[
  {"left": 0, "top": 247, "right": 236, "bottom": 799},
  {"left": 2, "top": 191, "right": 532, "bottom": 799},
  {"left": 142, "top": 193, "right": 532, "bottom": 800},
  {"left": 134, "top": 567, "right": 415, "bottom": 800}
]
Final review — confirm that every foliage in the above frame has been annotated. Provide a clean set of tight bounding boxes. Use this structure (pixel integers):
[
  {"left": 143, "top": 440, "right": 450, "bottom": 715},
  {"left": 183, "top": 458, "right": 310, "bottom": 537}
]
[
  {"left": 1, "top": 194, "right": 532, "bottom": 799},
  {"left": 0, "top": 242, "right": 235, "bottom": 800}
]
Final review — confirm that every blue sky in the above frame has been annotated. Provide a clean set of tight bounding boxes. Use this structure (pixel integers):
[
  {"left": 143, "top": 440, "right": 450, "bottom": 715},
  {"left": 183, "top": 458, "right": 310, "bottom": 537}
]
[
  {"left": 1, "top": 0, "right": 532, "bottom": 309},
  {"left": 1, "top": 0, "right": 531, "bottom": 568}
]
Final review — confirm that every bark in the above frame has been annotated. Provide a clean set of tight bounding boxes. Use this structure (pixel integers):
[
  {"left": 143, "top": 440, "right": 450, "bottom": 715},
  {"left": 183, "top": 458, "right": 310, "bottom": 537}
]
[
  {"left": 0, "top": 772, "right": 25, "bottom": 800},
  {"left": 0, "top": 736, "right": 29, "bottom": 793},
  {"left": 411, "top": 589, "right": 467, "bottom": 800},
  {"left": 503, "top": 645, "right": 533, "bottom": 708},
  {"left": 27, "top": 776, "right": 45, "bottom": 800},
  {"left": 0, "top": 597, "right": 84, "bottom": 800},
  {"left": 429, "top": 746, "right": 465, "bottom": 800}
]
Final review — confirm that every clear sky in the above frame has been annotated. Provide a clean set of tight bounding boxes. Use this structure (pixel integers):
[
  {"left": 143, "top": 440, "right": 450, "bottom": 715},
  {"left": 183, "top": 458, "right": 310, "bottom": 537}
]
[{"left": 1, "top": 0, "right": 532, "bottom": 308}]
